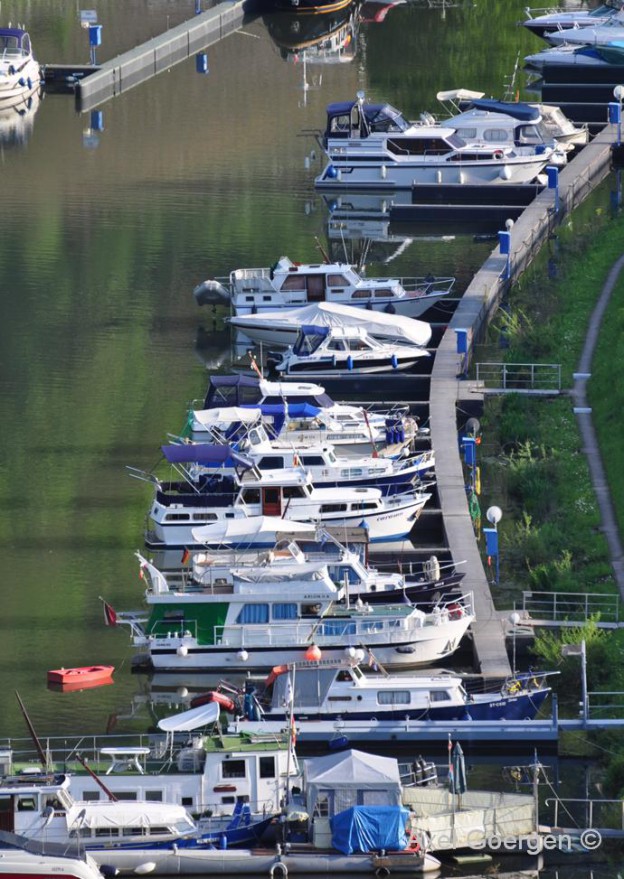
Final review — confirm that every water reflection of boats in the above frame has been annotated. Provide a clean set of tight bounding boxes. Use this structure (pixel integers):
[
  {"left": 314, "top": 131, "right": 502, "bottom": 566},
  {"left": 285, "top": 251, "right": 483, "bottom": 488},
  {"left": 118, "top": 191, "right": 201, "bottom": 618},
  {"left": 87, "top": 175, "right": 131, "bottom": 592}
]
[
  {"left": 0, "top": 85, "right": 41, "bottom": 147},
  {"left": 194, "top": 324, "right": 232, "bottom": 370},
  {"left": 264, "top": 4, "right": 357, "bottom": 60}
]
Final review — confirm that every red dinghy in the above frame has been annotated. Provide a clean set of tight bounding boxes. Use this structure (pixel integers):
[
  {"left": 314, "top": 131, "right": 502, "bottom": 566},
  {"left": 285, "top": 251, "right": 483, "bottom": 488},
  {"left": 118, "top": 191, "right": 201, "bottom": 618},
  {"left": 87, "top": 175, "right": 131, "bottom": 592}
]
[{"left": 47, "top": 665, "right": 115, "bottom": 687}]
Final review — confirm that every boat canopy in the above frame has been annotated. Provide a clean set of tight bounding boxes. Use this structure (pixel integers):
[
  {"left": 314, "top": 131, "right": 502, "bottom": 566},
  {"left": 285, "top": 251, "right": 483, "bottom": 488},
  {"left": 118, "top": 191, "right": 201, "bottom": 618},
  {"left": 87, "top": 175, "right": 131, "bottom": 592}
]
[
  {"left": 161, "top": 443, "right": 254, "bottom": 469},
  {"left": 158, "top": 701, "right": 220, "bottom": 732},
  {"left": 436, "top": 88, "right": 485, "bottom": 103},
  {"left": 469, "top": 98, "right": 540, "bottom": 123},
  {"left": 232, "top": 302, "right": 432, "bottom": 347},
  {"left": 330, "top": 805, "right": 410, "bottom": 855},
  {"left": 193, "top": 407, "right": 263, "bottom": 428},
  {"left": 324, "top": 100, "right": 411, "bottom": 141}
]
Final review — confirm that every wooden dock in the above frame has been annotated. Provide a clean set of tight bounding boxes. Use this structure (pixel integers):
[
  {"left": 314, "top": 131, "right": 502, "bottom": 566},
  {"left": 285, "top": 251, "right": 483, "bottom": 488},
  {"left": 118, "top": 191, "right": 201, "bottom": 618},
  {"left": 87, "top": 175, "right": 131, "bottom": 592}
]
[
  {"left": 76, "top": 2, "right": 247, "bottom": 112},
  {"left": 429, "top": 126, "right": 616, "bottom": 678}
]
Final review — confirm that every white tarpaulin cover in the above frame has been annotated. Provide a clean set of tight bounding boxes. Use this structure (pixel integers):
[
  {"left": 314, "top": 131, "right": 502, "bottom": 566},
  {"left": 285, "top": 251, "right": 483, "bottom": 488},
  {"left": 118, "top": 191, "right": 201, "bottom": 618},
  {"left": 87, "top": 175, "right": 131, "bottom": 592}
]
[
  {"left": 193, "top": 407, "right": 263, "bottom": 428},
  {"left": 230, "top": 302, "right": 432, "bottom": 348},
  {"left": 192, "top": 516, "right": 313, "bottom": 545},
  {"left": 158, "top": 701, "right": 220, "bottom": 732}
]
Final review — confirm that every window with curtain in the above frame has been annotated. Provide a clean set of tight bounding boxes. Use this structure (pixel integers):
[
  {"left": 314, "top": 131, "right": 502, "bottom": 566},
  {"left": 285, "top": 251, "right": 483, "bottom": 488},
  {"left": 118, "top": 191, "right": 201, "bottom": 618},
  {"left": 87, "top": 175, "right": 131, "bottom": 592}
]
[{"left": 236, "top": 604, "right": 269, "bottom": 624}]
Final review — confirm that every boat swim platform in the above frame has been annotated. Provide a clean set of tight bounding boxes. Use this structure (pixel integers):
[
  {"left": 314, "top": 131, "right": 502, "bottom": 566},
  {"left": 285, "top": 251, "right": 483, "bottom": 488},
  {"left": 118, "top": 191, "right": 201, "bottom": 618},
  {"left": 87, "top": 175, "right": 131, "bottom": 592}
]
[
  {"left": 75, "top": 2, "right": 248, "bottom": 112},
  {"left": 429, "top": 124, "right": 616, "bottom": 680}
]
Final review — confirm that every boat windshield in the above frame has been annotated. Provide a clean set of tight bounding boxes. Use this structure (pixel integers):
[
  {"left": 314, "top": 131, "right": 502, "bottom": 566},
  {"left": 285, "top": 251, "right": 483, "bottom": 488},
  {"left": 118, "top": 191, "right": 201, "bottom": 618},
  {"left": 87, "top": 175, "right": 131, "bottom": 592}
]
[
  {"left": 446, "top": 132, "right": 468, "bottom": 148},
  {"left": 0, "top": 35, "right": 22, "bottom": 56},
  {"left": 364, "top": 104, "right": 411, "bottom": 133}
]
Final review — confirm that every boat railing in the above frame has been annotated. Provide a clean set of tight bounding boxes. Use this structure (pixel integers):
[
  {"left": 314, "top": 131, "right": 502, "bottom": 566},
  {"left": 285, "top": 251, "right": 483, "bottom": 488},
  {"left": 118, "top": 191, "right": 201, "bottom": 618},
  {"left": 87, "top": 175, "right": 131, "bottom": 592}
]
[{"left": 399, "top": 276, "right": 455, "bottom": 295}]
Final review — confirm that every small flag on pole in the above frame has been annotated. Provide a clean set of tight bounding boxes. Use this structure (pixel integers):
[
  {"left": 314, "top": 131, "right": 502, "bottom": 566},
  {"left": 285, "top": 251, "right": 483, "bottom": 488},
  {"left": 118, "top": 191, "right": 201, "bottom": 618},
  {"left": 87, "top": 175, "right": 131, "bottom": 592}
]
[
  {"left": 99, "top": 596, "right": 118, "bottom": 627},
  {"left": 290, "top": 713, "right": 297, "bottom": 748},
  {"left": 181, "top": 548, "right": 191, "bottom": 565}
]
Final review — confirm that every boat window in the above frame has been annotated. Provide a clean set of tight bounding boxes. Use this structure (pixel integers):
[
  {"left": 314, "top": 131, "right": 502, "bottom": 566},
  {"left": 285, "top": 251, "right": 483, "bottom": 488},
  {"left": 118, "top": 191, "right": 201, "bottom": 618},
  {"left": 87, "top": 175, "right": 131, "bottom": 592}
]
[
  {"left": 516, "top": 124, "right": 542, "bottom": 143},
  {"left": 192, "top": 513, "right": 217, "bottom": 522},
  {"left": 429, "top": 690, "right": 452, "bottom": 702},
  {"left": 327, "top": 274, "right": 350, "bottom": 287},
  {"left": 329, "top": 113, "right": 352, "bottom": 134},
  {"left": 283, "top": 486, "right": 307, "bottom": 499},
  {"left": 341, "top": 469, "right": 362, "bottom": 478},
  {"left": 258, "top": 456, "right": 285, "bottom": 469},
  {"left": 124, "top": 827, "right": 146, "bottom": 836},
  {"left": 82, "top": 791, "right": 100, "bottom": 801},
  {"left": 387, "top": 137, "right": 450, "bottom": 156},
  {"left": 484, "top": 128, "right": 511, "bottom": 142},
  {"left": 351, "top": 502, "right": 378, "bottom": 511},
  {"left": 351, "top": 289, "right": 371, "bottom": 299},
  {"left": 321, "top": 620, "right": 357, "bottom": 636},
  {"left": 328, "top": 695, "right": 353, "bottom": 702},
  {"left": 348, "top": 339, "right": 371, "bottom": 351},
  {"left": 327, "top": 340, "right": 347, "bottom": 351},
  {"left": 374, "top": 289, "right": 393, "bottom": 298},
  {"left": 95, "top": 828, "right": 120, "bottom": 837},
  {"left": 164, "top": 512, "right": 190, "bottom": 522},
  {"left": 320, "top": 503, "right": 348, "bottom": 513},
  {"left": 378, "top": 691, "right": 410, "bottom": 705},
  {"left": 281, "top": 275, "right": 307, "bottom": 292},
  {"left": 241, "top": 488, "right": 261, "bottom": 503},
  {"left": 454, "top": 126, "right": 477, "bottom": 139},
  {"left": 143, "top": 826, "right": 170, "bottom": 836},
  {"left": 300, "top": 455, "right": 325, "bottom": 466},
  {"left": 145, "top": 791, "right": 163, "bottom": 801},
  {"left": 17, "top": 797, "right": 37, "bottom": 811},
  {"left": 115, "top": 792, "right": 138, "bottom": 800},
  {"left": 222, "top": 760, "right": 246, "bottom": 779},
  {"left": 237, "top": 604, "right": 269, "bottom": 624},
  {"left": 260, "top": 756, "right": 276, "bottom": 779},
  {"left": 312, "top": 393, "right": 334, "bottom": 407},
  {"left": 272, "top": 603, "right": 298, "bottom": 620}
]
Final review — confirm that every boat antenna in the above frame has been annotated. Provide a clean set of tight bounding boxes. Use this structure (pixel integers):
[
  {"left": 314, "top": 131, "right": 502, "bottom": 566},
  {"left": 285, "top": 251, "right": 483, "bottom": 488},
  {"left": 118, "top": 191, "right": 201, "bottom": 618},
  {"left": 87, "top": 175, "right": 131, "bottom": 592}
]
[
  {"left": 74, "top": 754, "right": 119, "bottom": 802},
  {"left": 15, "top": 691, "right": 50, "bottom": 771},
  {"left": 314, "top": 236, "right": 331, "bottom": 264}
]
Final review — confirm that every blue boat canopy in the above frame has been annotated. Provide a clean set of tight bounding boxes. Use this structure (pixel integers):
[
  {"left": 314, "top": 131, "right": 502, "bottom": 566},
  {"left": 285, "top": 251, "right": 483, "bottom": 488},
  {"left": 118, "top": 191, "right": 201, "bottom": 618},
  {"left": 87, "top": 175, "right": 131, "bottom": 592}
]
[
  {"left": 469, "top": 98, "right": 540, "bottom": 123},
  {"left": 161, "top": 443, "right": 254, "bottom": 469}
]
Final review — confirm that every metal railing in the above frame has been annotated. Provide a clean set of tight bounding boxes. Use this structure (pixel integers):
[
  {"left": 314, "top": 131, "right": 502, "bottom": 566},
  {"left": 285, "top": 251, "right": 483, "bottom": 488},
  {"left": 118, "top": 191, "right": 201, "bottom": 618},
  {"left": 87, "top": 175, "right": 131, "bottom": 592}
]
[
  {"left": 475, "top": 362, "right": 561, "bottom": 391},
  {"left": 545, "top": 797, "right": 624, "bottom": 833},
  {"left": 588, "top": 691, "right": 624, "bottom": 719},
  {"left": 521, "top": 591, "right": 620, "bottom": 624}
]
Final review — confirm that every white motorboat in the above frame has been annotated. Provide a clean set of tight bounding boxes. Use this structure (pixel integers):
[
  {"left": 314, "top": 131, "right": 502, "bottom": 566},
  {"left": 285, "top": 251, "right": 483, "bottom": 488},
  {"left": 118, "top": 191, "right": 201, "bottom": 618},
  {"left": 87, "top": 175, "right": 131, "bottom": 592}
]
[
  {"left": 315, "top": 92, "right": 557, "bottom": 190},
  {"left": 163, "top": 428, "right": 434, "bottom": 492},
  {"left": 0, "top": 726, "right": 294, "bottom": 850},
  {"left": 522, "top": 0, "right": 624, "bottom": 38},
  {"left": 194, "top": 255, "right": 455, "bottom": 317},
  {"left": 118, "top": 555, "right": 475, "bottom": 671},
  {"left": 435, "top": 88, "right": 587, "bottom": 150},
  {"left": 0, "top": 28, "right": 40, "bottom": 105},
  {"left": 0, "top": 833, "right": 104, "bottom": 879},
  {"left": 545, "top": 10, "right": 624, "bottom": 44},
  {"left": 0, "top": 85, "right": 40, "bottom": 147},
  {"left": 227, "top": 658, "right": 554, "bottom": 735},
  {"left": 227, "top": 300, "right": 432, "bottom": 348},
  {"left": 269, "top": 324, "right": 430, "bottom": 377},
  {"left": 145, "top": 465, "right": 431, "bottom": 547},
  {"left": 525, "top": 40, "right": 624, "bottom": 68}
]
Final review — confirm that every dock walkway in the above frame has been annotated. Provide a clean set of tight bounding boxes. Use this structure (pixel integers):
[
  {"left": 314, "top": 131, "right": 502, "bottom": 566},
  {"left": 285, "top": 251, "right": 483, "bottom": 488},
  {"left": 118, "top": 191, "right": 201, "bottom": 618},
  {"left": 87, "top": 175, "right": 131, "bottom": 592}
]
[
  {"left": 76, "top": 2, "right": 246, "bottom": 111},
  {"left": 430, "top": 126, "right": 616, "bottom": 677}
]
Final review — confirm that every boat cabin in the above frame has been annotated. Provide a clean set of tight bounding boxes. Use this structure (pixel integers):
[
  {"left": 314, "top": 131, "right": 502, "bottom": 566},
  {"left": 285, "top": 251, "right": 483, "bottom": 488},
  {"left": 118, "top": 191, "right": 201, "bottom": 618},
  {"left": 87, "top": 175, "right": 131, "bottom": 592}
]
[
  {"left": 0, "top": 28, "right": 33, "bottom": 59},
  {"left": 200, "top": 374, "right": 333, "bottom": 410}
]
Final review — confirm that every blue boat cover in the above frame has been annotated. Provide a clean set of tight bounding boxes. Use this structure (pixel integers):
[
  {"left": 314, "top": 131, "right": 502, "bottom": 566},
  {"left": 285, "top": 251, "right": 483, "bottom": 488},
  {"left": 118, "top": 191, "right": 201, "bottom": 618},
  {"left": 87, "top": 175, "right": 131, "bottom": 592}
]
[
  {"left": 330, "top": 806, "right": 410, "bottom": 855},
  {"left": 209, "top": 375, "right": 261, "bottom": 389},
  {"left": 469, "top": 99, "right": 540, "bottom": 123},
  {"left": 161, "top": 443, "right": 253, "bottom": 469}
]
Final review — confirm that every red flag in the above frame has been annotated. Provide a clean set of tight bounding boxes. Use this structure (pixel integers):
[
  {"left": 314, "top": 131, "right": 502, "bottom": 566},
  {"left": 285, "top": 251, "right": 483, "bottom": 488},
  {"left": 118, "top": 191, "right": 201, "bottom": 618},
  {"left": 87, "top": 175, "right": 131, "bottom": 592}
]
[
  {"left": 290, "top": 714, "right": 297, "bottom": 748},
  {"left": 181, "top": 548, "right": 191, "bottom": 565},
  {"left": 100, "top": 597, "right": 117, "bottom": 627}
]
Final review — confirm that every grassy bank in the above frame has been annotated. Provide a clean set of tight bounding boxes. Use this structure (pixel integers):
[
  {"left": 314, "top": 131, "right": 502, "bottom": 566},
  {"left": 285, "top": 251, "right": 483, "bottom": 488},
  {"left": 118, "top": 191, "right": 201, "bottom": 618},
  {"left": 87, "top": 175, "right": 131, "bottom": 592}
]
[{"left": 470, "top": 186, "right": 624, "bottom": 778}]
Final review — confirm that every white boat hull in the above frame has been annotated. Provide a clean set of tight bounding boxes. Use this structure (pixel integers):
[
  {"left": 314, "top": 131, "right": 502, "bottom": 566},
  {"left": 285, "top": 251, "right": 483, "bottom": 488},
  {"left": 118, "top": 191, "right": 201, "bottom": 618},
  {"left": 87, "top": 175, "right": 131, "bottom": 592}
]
[{"left": 142, "top": 613, "right": 474, "bottom": 672}]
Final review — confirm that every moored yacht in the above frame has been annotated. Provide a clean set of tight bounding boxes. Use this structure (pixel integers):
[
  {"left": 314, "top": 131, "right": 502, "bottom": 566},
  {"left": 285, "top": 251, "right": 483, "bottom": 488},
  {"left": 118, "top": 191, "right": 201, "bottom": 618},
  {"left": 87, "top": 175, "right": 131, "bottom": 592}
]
[
  {"left": 522, "top": 0, "right": 624, "bottom": 38},
  {"left": 315, "top": 92, "right": 557, "bottom": 190},
  {"left": 269, "top": 324, "right": 430, "bottom": 377},
  {"left": 0, "top": 27, "right": 40, "bottom": 105},
  {"left": 194, "top": 256, "right": 455, "bottom": 317}
]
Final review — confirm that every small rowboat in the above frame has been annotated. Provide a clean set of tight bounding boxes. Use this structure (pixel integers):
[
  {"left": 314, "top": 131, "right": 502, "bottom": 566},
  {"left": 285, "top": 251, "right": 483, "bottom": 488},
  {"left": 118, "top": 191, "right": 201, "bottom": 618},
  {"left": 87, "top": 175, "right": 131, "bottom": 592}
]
[{"left": 47, "top": 665, "right": 115, "bottom": 687}]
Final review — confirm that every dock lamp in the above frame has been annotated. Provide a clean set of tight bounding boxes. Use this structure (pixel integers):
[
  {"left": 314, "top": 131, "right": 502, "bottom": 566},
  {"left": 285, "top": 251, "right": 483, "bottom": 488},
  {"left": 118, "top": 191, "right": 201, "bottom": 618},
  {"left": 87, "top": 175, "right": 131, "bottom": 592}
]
[{"left": 483, "top": 505, "right": 502, "bottom": 584}]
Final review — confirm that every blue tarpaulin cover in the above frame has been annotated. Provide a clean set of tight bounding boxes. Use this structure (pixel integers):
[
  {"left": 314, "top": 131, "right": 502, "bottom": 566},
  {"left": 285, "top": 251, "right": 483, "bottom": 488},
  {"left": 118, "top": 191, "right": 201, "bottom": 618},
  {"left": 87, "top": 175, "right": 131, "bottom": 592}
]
[
  {"left": 161, "top": 443, "right": 253, "bottom": 469},
  {"left": 330, "top": 806, "right": 410, "bottom": 855}
]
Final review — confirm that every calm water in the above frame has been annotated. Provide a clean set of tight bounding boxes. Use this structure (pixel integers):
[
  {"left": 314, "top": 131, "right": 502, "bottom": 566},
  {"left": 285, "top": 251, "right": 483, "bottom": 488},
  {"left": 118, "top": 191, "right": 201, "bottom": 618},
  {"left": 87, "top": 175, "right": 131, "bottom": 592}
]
[{"left": 0, "top": 0, "right": 617, "bottom": 778}]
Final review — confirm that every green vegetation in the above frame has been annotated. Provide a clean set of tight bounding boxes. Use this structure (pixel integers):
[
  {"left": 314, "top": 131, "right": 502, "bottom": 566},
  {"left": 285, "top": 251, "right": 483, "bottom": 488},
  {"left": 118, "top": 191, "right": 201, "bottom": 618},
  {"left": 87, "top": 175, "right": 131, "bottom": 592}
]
[{"left": 472, "top": 186, "right": 624, "bottom": 775}]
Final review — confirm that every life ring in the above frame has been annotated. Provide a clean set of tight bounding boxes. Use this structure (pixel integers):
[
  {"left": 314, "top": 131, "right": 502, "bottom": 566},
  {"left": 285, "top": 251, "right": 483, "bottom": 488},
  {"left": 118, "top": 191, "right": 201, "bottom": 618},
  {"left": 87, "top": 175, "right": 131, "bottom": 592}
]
[
  {"left": 493, "top": 150, "right": 504, "bottom": 160},
  {"left": 270, "top": 862, "right": 288, "bottom": 878}
]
